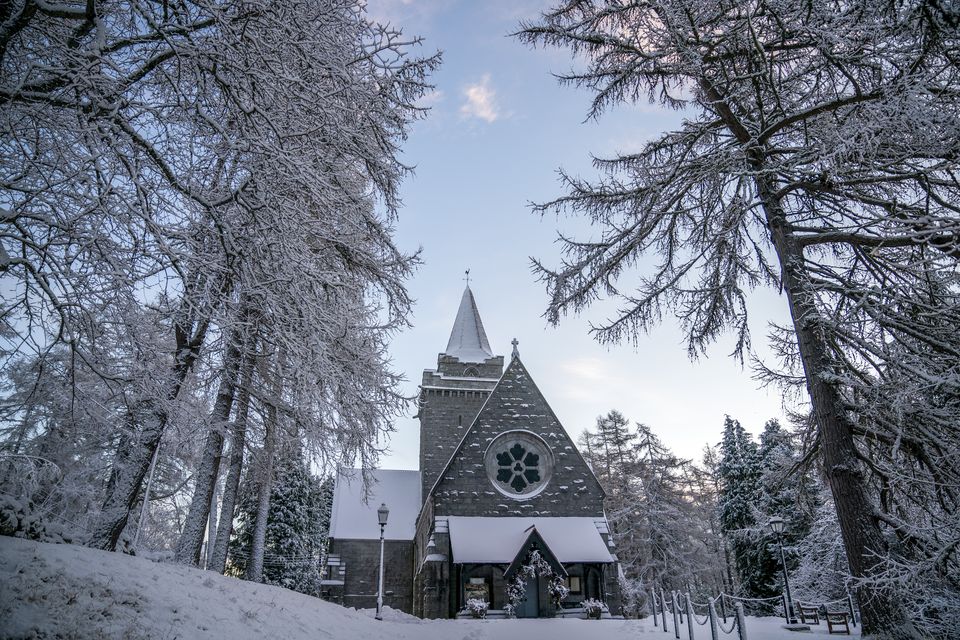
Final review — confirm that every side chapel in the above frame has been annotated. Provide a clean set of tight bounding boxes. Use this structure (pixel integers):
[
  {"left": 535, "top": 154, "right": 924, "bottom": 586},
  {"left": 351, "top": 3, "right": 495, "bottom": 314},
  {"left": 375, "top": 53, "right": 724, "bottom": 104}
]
[{"left": 324, "top": 285, "right": 621, "bottom": 618}]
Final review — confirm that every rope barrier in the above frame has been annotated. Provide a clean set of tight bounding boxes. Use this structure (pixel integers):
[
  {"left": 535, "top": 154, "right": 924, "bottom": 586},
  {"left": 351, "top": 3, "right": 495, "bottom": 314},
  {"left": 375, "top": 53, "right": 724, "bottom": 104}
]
[
  {"left": 718, "top": 592, "right": 782, "bottom": 603},
  {"left": 684, "top": 593, "right": 710, "bottom": 625},
  {"left": 717, "top": 613, "right": 737, "bottom": 634},
  {"left": 651, "top": 586, "right": 799, "bottom": 640}
]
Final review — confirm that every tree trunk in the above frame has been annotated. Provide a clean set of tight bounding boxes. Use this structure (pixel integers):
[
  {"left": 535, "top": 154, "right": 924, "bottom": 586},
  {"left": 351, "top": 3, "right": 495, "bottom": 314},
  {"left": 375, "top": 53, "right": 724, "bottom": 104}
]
[
  {"left": 89, "top": 314, "right": 210, "bottom": 551},
  {"left": 757, "top": 174, "right": 920, "bottom": 639},
  {"left": 205, "top": 477, "right": 220, "bottom": 568},
  {"left": 209, "top": 348, "right": 256, "bottom": 574},
  {"left": 246, "top": 401, "right": 277, "bottom": 582},
  {"left": 175, "top": 322, "right": 246, "bottom": 565}
]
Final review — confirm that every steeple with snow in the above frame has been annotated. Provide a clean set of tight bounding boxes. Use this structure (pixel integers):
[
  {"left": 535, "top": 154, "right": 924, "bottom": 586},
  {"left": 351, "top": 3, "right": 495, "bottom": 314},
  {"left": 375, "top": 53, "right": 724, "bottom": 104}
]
[
  {"left": 418, "top": 284, "right": 504, "bottom": 501},
  {"left": 443, "top": 286, "right": 494, "bottom": 363}
]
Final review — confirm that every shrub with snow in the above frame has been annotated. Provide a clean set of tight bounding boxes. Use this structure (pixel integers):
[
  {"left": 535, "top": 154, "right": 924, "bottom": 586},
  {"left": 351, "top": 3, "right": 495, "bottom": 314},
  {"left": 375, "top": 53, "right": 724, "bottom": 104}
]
[
  {"left": 464, "top": 598, "right": 488, "bottom": 618},
  {"left": 548, "top": 574, "right": 570, "bottom": 609},
  {"left": 582, "top": 598, "right": 607, "bottom": 619},
  {"left": 0, "top": 495, "right": 69, "bottom": 544}
]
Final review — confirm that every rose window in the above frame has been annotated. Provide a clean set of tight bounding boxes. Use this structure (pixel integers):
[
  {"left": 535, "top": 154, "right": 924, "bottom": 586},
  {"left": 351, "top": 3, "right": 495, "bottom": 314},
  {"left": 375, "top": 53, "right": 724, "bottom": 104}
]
[
  {"left": 484, "top": 431, "right": 554, "bottom": 499},
  {"left": 496, "top": 444, "right": 541, "bottom": 492}
]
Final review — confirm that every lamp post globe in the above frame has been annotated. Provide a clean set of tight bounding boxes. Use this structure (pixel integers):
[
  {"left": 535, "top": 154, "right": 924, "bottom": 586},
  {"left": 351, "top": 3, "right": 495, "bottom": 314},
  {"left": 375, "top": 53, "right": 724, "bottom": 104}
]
[
  {"left": 768, "top": 516, "right": 786, "bottom": 536},
  {"left": 375, "top": 503, "right": 389, "bottom": 621},
  {"left": 768, "top": 516, "right": 796, "bottom": 624},
  {"left": 378, "top": 503, "right": 389, "bottom": 526}
]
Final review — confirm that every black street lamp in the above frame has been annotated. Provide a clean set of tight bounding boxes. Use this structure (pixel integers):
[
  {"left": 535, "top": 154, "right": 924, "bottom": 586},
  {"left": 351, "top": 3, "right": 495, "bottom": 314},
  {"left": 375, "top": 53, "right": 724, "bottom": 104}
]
[
  {"left": 375, "top": 503, "right": 389, "bottom": 621},
  {"left": 768, "top": 516, "right": 797, "bottom": 624}
]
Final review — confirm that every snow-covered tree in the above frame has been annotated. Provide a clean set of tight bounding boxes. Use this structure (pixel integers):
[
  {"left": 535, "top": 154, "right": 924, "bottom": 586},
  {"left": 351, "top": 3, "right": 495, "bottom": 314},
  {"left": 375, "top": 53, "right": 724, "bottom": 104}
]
[
  {"left": 757, "top": 420, "right": 817, "bottom": 597},
  {"left": 582, "top": 414, "right": 725, "bottom": 605},
  {"left": 2, "top": 0, "right": 437, "bottom": 556},
  {"left": 791, "top": 486, "right": 850, "bottom": 604},
  {"left": 717, "top": 417, "right": 767, "bottom": 603},
  {"left": 519, "top": 2, "right": 959, "bottom": 636},
  {"left": 227, "top": 440, "right": 330, "bottom": 594}
]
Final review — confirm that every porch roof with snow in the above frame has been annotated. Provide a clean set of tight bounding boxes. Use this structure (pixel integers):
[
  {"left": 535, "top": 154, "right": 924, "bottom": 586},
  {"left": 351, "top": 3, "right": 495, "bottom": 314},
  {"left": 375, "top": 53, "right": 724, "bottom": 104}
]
[
  {"left": 442, "top": 286, "right": 494, "bottom": 363},
  {"left": 446, "top": 517, "right": 614, "bottom": 565},
  {"left": 329, "top": 468, "right": 420, "bottom": 541}
]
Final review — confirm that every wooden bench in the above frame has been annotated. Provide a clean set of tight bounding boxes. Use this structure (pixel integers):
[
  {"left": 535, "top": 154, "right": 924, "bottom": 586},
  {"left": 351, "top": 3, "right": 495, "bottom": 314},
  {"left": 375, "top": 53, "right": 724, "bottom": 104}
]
[
  {"left": 826, "top": 611, "right": 851, "bottom": 635},
  {"left": 798, "top": 605, "right": 820, "bottom": 625}
]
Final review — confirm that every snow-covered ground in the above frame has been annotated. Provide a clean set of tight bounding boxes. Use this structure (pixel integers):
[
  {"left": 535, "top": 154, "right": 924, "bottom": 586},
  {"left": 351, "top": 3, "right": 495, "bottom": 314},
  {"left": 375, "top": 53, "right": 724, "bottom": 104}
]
[{"left": 0, "top": 536, "right": 860, "bottom": 640}]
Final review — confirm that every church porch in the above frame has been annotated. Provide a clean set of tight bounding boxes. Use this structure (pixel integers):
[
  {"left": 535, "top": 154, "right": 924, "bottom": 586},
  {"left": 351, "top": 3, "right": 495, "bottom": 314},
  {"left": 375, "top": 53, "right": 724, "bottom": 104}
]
[
  {"left": 455, "top": 561, "right": 614, "bottom": 618},
  {"left": 445, "top": 516, "right": 619, "bottom": 618}
]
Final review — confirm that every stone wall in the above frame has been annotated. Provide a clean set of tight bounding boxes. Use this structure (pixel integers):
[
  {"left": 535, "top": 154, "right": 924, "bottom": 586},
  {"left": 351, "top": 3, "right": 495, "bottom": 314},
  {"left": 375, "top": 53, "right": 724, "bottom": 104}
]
[{"left": 330, "top": 538, "right": 415, "bottom": 613}]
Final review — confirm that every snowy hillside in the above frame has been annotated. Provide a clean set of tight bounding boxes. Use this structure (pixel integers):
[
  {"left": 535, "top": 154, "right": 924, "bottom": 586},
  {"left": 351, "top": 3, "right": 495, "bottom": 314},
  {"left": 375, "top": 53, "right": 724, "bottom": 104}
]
[{"left": 0, "top": 537, "right": 860, "bottom": 640}]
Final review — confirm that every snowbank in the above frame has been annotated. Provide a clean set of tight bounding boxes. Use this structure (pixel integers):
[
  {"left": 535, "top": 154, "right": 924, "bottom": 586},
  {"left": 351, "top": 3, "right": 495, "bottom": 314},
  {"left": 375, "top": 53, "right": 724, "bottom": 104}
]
[{"left": 0, "top": 536, "right": 860, "bottom": 640}]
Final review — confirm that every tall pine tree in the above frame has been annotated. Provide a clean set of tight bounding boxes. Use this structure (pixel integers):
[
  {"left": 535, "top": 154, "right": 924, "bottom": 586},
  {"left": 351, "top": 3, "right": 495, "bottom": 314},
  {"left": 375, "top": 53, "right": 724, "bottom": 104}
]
[
  {"left": 717, "top": 416, "right": 767, "bottom": 602},
  {"left": 229, "top": 444, "right": 329, "bottom": 595}
]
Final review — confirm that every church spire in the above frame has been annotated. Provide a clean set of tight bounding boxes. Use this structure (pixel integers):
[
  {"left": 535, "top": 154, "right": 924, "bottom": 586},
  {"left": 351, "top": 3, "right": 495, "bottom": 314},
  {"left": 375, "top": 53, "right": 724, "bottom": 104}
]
[{"left": 443, "top": 285, "right": 494, "bottom": 363}]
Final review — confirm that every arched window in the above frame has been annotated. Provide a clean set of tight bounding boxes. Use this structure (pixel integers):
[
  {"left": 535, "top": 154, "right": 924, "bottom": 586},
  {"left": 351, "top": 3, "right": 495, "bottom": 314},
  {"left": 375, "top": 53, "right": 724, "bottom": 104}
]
[{"left": 463, "top": 366, "right": 480, "bottom": 377}]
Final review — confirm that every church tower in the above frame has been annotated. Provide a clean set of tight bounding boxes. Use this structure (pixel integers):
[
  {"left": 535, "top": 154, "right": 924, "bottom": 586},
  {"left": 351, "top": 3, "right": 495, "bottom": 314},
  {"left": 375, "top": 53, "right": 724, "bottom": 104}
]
[{"left": 417, "top": 286, "right": 504, "bottom": 501}]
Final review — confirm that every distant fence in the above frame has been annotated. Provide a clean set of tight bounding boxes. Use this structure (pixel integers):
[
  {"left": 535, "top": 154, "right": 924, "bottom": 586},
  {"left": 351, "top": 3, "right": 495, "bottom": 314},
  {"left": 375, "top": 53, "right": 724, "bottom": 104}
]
[
  {"left": 651, "top": 588, "right": 748, "bottom": 640},
  {"left": 649, "top": 587, "right": 859, "bottom": 640}
]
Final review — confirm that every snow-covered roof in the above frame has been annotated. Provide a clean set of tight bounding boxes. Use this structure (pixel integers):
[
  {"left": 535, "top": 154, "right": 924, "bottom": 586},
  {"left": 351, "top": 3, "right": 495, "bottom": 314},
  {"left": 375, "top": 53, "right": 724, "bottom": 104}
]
[
  {"left": 443, "top": 286, "right": 495, "bottom": 363},
  {"left": 328, "top": 468, "right": 420, "bottom": 541},
  {"left": 446, "top": 517, "right": 614, "bottom": 564}
]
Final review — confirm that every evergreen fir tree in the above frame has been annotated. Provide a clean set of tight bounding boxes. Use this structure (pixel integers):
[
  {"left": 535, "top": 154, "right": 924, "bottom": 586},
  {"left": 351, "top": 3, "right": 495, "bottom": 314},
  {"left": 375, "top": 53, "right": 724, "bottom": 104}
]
[
  {"left": 228, "top": 444, "right": 328, "bottom": 596},
  {"left": 717, "top": 416, "right": 767, "bottom": 602},
  {"left": 596, "top": 410, "right": 636, "bottom": 479},
  {"left": 757, "top": 419, "right": 817, "bottom": 598}
]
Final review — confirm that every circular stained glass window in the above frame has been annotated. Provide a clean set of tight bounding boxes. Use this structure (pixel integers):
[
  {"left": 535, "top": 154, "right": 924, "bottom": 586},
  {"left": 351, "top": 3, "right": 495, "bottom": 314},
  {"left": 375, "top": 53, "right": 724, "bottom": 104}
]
[{"left": 483, "top": 431, "right": 554, "bottom": 499}]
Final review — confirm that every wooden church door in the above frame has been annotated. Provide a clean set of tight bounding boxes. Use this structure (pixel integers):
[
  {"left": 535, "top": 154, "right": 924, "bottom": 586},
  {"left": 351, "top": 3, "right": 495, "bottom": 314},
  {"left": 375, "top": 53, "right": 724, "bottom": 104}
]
[{"left": 519, "top": 576, "right": 540, "bottom": 618}]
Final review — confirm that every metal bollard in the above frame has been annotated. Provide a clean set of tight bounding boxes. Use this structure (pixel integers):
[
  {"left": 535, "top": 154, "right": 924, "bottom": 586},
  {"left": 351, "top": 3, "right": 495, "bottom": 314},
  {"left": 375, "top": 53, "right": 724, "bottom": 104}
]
[
  {"left": 652, "top": 587, "right": 659, "bottom": 627},
  {"left": 720, "top": 594, "right": 727, "bottom": 623},
  {"left": 734, "top": 602, "right": 748, "bottom": 640},
  {"left": 661, "top": 588, "right": 669, "bottom": 632},
  {"left": 672, "top": 591, "right": 680, "bottom": 639},
  {"left": 685, "top": 593, "right": 695, "bottom": 640},
  {"left": 708, "top": 599, "right": 720, "bottom": 640}
]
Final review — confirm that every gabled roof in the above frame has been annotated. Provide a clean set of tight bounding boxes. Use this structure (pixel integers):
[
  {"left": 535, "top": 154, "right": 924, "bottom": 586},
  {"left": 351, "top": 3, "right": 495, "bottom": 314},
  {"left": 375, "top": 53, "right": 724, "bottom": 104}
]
[
  {"left": 425, "top": 355, "right": 606, "bottom": 505},
  {"left": 446, "top": 516, "right": 613, "bottom": 566},
  {"left": 505, "top": 527, "right": 568, "bottom": 579},
  {"left": 443, "top": 286, "right": 494, "bottom": 363},
  {"left": 329, "top": 468, "right": 420, "bottom": 541}
]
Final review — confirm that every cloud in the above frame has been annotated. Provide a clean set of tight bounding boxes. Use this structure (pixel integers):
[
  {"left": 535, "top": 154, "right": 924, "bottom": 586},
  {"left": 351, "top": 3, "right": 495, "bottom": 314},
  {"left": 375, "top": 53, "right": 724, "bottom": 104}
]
[{"left": 460, "top": 74, "right": 501, "bottom": 123}]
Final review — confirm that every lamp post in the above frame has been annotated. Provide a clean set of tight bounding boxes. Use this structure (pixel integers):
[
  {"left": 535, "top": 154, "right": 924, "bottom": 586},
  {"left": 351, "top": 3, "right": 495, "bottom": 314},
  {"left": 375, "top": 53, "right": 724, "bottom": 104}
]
[
  {"left": 768, "top": 516, "right": 796, "bottom": 624},
  {"left": 375, "top": 503, "right": 389, "bottom": 621}
]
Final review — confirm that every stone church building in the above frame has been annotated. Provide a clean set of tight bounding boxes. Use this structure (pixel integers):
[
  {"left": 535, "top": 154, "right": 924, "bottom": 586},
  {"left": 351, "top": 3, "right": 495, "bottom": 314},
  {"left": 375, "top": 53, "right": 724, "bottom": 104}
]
[{"left": 324, "top": 286, "right": 621, "bottom": 618}]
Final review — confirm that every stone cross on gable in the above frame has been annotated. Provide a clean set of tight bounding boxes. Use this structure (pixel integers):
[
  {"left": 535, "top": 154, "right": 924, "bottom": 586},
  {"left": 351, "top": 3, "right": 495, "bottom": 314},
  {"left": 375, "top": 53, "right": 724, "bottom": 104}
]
[{"left": 511, "top": 338, "right": 519, "bottom": 358}]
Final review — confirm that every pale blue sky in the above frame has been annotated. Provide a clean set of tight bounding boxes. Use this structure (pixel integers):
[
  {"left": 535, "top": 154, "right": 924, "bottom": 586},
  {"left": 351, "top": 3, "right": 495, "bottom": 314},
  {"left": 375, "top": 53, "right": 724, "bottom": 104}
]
[{"left": 369, "top": 0, "right": 799, "bottom": 469}]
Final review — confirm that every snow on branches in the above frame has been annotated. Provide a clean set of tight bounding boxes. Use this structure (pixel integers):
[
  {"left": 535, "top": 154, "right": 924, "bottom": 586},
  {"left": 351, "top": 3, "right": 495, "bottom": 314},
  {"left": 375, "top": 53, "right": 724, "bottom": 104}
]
[
  {"left": 1, "top": 0, "right": 438, "bottom": 554},
  {"left": 519, "top": 2, "right": 960, "bottom": 636}
]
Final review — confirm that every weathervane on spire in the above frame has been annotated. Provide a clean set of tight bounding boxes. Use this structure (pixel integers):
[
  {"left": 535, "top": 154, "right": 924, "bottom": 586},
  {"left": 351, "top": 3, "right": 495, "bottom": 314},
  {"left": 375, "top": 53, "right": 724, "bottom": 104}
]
[
  {"left": 511, "top": 338, "right": 519, "bottom": 359},
  {"left": 464, "top": 268, "right": 471, "bottom": 286}
]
